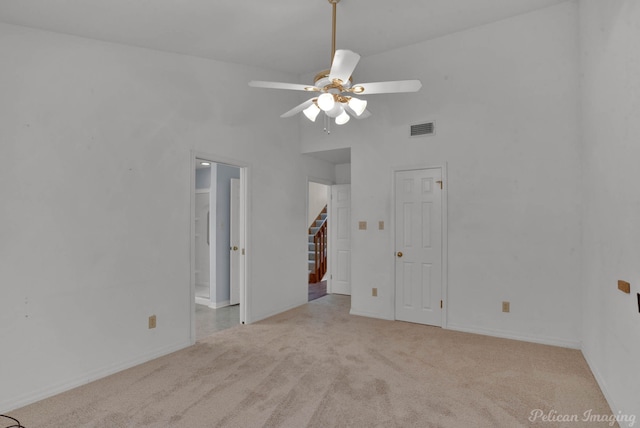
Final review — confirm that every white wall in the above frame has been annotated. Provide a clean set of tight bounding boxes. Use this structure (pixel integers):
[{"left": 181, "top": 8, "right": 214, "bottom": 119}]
[
  {"left": 580, "top": 0, "right": 640, "bottom": 417},
  {"left": 0, "top": 23, "right": 335, "bottom": 412},
  {"left": 302, "top": 2, "right": 582, "bottom": 347},
  {"left": 335, "top": 163, "right": 351, "bottom": 185}
]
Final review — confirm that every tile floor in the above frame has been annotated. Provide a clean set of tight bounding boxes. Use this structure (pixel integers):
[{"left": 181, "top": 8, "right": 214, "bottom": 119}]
[{"left": 195, "top": 303, "right": 240, "bottom": 341}]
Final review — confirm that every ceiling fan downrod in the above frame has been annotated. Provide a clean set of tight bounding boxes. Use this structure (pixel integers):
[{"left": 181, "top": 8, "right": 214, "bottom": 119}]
[
  {"left": 248, "top": 0, "right": 422, "bottom": 129},
  {"left": 329, "top": 0, "right": 340, "bottom": 65}
]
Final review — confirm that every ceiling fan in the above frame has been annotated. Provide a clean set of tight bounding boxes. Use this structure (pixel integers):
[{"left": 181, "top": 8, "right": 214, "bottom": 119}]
[{"left": 248, "top": 0, "right": 422, "bottom": 129}]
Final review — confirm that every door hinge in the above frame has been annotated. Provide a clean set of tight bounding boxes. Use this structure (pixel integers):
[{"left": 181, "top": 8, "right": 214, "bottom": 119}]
[
  {"left": 242, "top": 248, "right": 245, "bottom": 255},
  {"left": 440, "top": 300, "right": 443, "bottom": 309},
  {"left": 436, "top": 180, "right": 443, "bottom": 189}
]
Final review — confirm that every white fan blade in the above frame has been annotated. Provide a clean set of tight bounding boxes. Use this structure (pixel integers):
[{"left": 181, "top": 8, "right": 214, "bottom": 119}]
[
  {"left": 329, "top": 50, "right": 361, "bottom": 84},
  {"left": 344, "top": 105, "right": 372, "bottom": 119},
  {"left": 351, "top": 80, "right": 422, "bottom": 95},
  {"left": 358, "top": 109, "right": 372, "bottom": 119},
  {"left": 281, "top": 98, "right": 315, "bottom": 118},
  {"left": 249, "top": 81, "right": 318, "bottom": 92}
]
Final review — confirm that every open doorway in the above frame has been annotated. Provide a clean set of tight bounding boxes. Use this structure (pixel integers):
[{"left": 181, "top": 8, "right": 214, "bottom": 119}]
[
  {"left": 308, "top": 181, "right": 330, "bottom": 301},
  {"left": 192, "top": 155, "right": 246, "bottom": 342},
  {"left": 304, "top": 148, "right": 352, "bottom": 302}
]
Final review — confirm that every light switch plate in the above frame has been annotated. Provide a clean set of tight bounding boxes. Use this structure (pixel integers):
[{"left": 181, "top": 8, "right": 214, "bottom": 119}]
[
  {"left": 378, "top": 221, "right": 384, "bottom": 230},
  {"left": 359, "top": 221, "right": 367, "bottom": 230},
  {"left": 502, "top": 301, "right": 510, "bottom": 313},
  {"left": 618, "top": 280, "right": 631, "bottom": 294}
]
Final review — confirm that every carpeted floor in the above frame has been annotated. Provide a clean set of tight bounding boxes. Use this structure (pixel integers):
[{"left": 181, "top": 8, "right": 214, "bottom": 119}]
[
  {"left": 308, "top": 280, "right": 327, "bottom": 301},
  {"left": 9, "top": 295, "right": 612, "bottom": 427}
]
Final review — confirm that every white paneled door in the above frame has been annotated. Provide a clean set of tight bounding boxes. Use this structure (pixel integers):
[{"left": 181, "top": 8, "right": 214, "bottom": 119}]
[
  {"left": 394, "top": 168, "right": 443, "bottom": 326},
  {"left": 330, "top": 184, "right": 351, "bottom": 295}
]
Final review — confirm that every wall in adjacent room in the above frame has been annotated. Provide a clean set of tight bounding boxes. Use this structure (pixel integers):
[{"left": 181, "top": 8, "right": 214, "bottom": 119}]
[
  {"left": 335, "top": 163, "right": 351, "bottom": 185},
  {"left": 195, "top": 166, "right": 211, "bottom": 190},
  {"left": 308, "top": 181, "right": 329, "bottom": 227}
]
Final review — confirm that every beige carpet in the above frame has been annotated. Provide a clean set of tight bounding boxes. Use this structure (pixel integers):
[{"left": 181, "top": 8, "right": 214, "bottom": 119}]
[{"left": 10, "top": 295, "right": 612, "bottom": 427}]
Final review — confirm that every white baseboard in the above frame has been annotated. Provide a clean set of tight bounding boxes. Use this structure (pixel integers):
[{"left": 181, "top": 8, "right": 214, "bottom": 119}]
[
  {"left": 195, "top": 297, "right": 231, "bottom": 309},
  {"left": 581, "top": 347, "right": 622, "bottom": 422},
  {"left": 195, "top": 296, "right": 211, "bottom": 306},
  {"left": 210, "top": 300, "right": 230, "bottom": 309},
  {"left": 250, "top": 299, "right": 307, "bottom": 324},
  {"left": 346, "top": 311, "right": 580, "bottom": 349},
  {"left": 446, "top": 323, "right": 581, "bottom": 349},
  {"left": 349, "top": 308, "right": 395, "bottom": 321},
  {"left": 1, "top": 340, "right": 191, "bottom": 414}
]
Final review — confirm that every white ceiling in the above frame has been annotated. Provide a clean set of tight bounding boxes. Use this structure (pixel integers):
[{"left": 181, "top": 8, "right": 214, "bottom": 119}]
[{"left": 0, "top": 0, "right": 567, "bottom": 76}]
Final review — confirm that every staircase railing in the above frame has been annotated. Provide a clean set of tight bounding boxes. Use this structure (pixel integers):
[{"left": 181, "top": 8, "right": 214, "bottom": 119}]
[
  {"left": 309, "top": 206, "right": 328, "bottom": 283},
  {"left": 312, "top": 220, "right": 327, "bottom": 283}
]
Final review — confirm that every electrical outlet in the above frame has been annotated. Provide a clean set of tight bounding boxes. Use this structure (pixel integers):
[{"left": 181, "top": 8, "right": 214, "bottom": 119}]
[
  {"left": 378, "top": 221, "right": 384, "bottom": 230},
  {"left": 502, "top": 301, "right": 510, "bottom": 313},
  {"left": 148, "top": 315, "right": 157, "bottom": 329},
  {"left": 359, "top": 221, "right": 367, "bottom": 230},
  {"left": 372, "top": 288, "right": 378, "bottom": 297}
]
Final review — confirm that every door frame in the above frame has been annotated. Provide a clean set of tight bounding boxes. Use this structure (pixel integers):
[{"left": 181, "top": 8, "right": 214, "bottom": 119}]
[
  {"left": 190, "top": 151, "right": 250, "bottom": 344},
  {"left": 391, "top": 164, "right": 448, "bottom": 328}
]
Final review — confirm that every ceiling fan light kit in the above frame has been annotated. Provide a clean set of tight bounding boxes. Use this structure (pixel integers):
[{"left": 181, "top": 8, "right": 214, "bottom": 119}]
[
  {"left": 249, "top": 0, "right": 422, "bottom": 132},
  {"left": 303, "top": 103, "right": 322, "bottom": 122},
  {"left": 318, "top": 93, "right": 336, "bottom": 112}
]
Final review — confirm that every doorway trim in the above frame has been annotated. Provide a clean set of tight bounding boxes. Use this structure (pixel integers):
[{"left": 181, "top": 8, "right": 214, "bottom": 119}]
[
  {"left": 391, "top": 163, "right": 448, "bottom": 328},
  {"left": 190, "top": 151, "right": 251, "bottom": 344}
]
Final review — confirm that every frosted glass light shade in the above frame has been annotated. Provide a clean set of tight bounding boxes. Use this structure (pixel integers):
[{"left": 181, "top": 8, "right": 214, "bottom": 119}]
[
  {"left": 326, "top": 103, "right": 344, "bottom": 118},
  {"left": 335, "top": 110, "right": 350, "bottom": 125},
  {"left": 348, "top": 97, "right": 367, "bottom": 116},
  {"left": 303, "top": 103, "right": 321, "bottom": 122},
  {"left": 317, "top": 93, "right": 336, "bottom": 112}
]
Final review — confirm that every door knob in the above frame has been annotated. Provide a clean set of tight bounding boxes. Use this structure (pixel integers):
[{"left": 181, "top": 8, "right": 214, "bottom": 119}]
[
  {"left": 397, "top": 252, "right": 403, "bottom": 258},
  {"left": 233, "top": 246, "right": 238, "bottom": 251}
]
